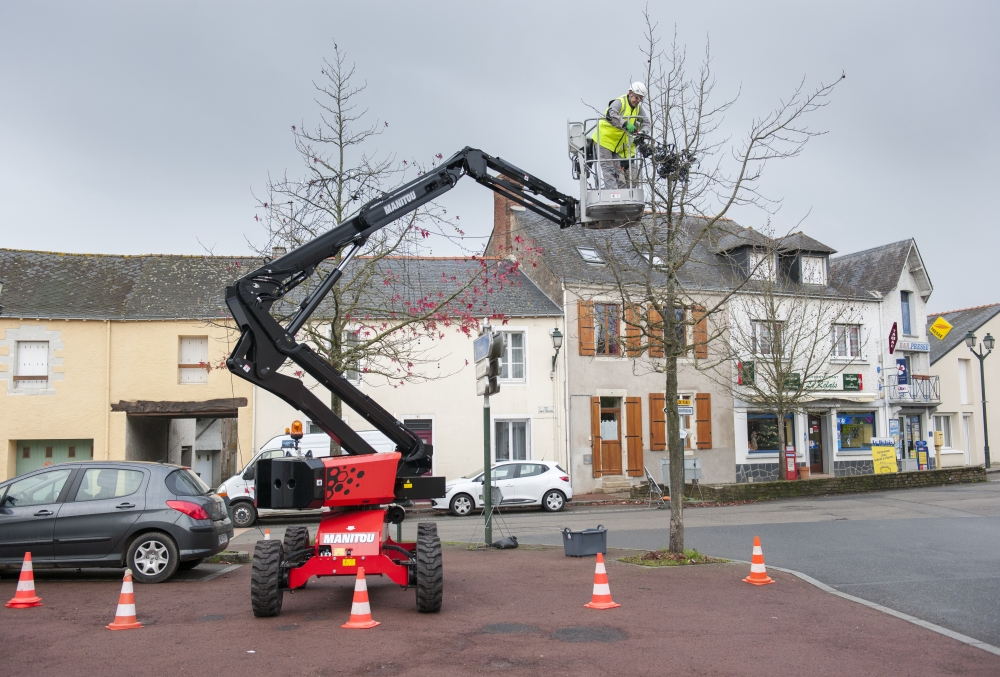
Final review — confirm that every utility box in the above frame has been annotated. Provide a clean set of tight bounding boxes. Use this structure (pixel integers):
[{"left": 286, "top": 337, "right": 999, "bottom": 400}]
[
  {"left": 784, "top": 449, "right": 799, "bottom": 480},
  {"left": 660, "top": 457, "right": 702, "bottom": 485},
  {"left": 562, "top": 525, "right": 607, "bottom": 557}
]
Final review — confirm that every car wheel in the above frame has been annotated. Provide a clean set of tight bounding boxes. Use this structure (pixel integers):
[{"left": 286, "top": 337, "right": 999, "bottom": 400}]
[
  {"left": 449, "top": 493, "right": 474, "bottom": 517},
  {"left": 250, "top": 539, "right": 283, "bottom": 617},
  {"left": 231, "top": 501, "right": 257, "bottom": 528},
  {"left": 542, "top": 490, "right": 566, "bottom": 513},
  {"left": 415, "top": 522, "right": 443, "bottom": 613},
  {"left": 127, "top": 532, "right": 180, "bottom": 584},
  {"left": 177, "top": 558, "right": 203, "bottom": 571}
]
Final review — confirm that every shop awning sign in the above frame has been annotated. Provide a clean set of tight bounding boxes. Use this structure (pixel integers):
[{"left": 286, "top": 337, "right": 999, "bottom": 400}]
[
  {"left": 929, "top": 316, "right": 953, "bottom": 341},
  {"left": 888, "top": 322, "right": 898, "bottom": 354}
]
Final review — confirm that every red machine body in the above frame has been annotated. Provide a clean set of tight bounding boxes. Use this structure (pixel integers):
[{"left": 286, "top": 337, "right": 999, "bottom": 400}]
[{"left": 318, "top": 452, "right": 400, "bottom": 507}]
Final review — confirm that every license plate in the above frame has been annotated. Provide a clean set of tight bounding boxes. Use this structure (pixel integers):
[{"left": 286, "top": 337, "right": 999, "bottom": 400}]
[{"left": 218, "top": 533, "right": 229, "bottom": 545}]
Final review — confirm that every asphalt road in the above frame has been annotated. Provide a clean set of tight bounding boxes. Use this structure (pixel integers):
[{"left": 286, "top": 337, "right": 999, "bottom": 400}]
[{"left": 241, "top": 476, "right": 1000, "bottom": 649}]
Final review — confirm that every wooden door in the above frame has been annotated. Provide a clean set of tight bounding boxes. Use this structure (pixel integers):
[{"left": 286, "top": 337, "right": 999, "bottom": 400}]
[
  {"left": 808, "top": 414, "right": 823, "bottom": 473},
  {"left": 600, "top": 405, "right": 623, "bottom": 476}
]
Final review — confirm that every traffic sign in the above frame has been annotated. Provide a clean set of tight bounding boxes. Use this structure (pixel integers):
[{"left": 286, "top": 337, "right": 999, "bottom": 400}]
[{"left": 677, "top": 406, "right": 694, "bottom": 416}]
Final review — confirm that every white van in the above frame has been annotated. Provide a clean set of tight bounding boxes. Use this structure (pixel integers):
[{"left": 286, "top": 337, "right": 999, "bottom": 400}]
[{"left": 218, "top": 429, "right": 396, "bottom": 527}]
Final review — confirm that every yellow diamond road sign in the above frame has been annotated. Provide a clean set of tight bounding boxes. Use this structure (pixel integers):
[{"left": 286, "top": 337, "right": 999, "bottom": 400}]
[{"left": 929, "top": 316, "right": 953, "bottom": 340}]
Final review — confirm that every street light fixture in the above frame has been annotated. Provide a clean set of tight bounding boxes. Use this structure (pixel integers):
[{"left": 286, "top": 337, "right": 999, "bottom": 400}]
[
  {"left": 966, "top": 331, "right": 993, "bottom": 468},
  {"left": 550, "top": 327, "right": 563, "bottom": 376}
]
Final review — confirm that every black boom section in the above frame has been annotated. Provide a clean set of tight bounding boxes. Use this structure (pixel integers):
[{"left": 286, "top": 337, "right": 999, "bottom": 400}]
[{"left": 225, "top": 147, "right": 578, "bottom": 478}]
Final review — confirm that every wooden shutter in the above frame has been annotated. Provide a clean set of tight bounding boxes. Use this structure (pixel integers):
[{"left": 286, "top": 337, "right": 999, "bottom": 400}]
[
  {"left": 625, "top": 396, "right": 643, "bottom": 476},
  {"left": 578, "top": 301, "right": 595, "bottom": 356},
  {"left": 649, "top": 393, "right": 666, "bottom": 450},
  {"left": 624, "top": 304, "right": 641, "bottom": 357},
  {"left": 693, "top": 305, "right": 708, "bottom": 359},
  {"left": 648, "top": 305, "right": 664, "bottom": 358},
  {"left": 590, "top": 396, "right": 602, "bottom": 477},
  {"left": 695, "top": 393, "right": 712, "bottom": 449}
]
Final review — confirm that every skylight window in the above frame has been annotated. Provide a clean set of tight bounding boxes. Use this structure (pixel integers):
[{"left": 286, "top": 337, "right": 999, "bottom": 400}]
[
  {"left": 577, "top": 247, "right": 604, "bottom": 264},
  {"left": 641, "top": 252, "right": 665, "bottom": 266}
]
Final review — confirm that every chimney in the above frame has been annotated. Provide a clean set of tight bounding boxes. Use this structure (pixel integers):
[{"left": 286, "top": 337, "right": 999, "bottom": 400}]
[
  {"left": 271, "top": 245, "right": 287, "bottom": 259},
  {"left": 490, "top": 190, "right": 514, "bottom": 257}
]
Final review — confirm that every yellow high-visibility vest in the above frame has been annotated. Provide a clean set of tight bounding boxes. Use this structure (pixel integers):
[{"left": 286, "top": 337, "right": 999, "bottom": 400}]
[{"left": 593, "top": 94, "right": 641, "bottom": 158}]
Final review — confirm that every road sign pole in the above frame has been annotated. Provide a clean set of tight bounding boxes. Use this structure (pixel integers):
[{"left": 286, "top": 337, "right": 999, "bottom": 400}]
[{"left": 483, "top": 392, "right": 492, "bottom": 544}]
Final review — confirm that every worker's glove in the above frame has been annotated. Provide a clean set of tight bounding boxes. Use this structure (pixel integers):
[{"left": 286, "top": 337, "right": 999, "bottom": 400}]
[{"left": 625, "top": 122, "right": 636, "bottom": 134}]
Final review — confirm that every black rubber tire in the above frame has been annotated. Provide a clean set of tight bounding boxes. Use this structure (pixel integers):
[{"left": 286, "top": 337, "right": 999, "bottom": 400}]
[
  {"left": 449, "top": 493, "right": 475, "bottom": 517},
  {"left": 541, "top": 489, "right": 566, "bottom": 513},
  {"left": 282, "top": 526, "right": 311, "bottom": 589},
  {"left": 231, "top": 501, "right": 257, "bottom": 528},
  {"left": 250, "top": 539, "right": 283, "bottom": 617},
  {"left": 415, "top": 522, "right": 443, "bottom": 613},
  {"left": 177, "top": 558, "right": 203, "bottom": 571},
  {"left": 126, "top": 531, "right": 180, "bottom": 584}
]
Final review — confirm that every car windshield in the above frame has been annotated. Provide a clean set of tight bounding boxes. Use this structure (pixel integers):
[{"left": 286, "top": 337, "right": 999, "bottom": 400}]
[{"left": 165, "top": 469, "right": 211, "bottom": 496}]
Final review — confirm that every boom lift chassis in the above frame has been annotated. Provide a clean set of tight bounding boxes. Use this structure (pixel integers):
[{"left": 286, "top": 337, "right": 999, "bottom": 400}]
[{"left": 225, "top": 147, "right": 580, "bottom": 617}]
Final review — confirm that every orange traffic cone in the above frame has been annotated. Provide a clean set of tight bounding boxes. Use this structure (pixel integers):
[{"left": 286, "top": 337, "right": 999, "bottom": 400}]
[
  {"left": 264, "top": 528, "right": 271, "bottom": 540},
  {"left": 743, "top": 536, "right": 774, "bottom": 586},
  {"left": 107, "top": 569, "right": 143, "bottom": 630},
  {"left": 341, "top": 568, "right": 380, "bottom": 629},
  {"left": 584, "top": 553, "right": 620, "bottom": 609},
  {"left": 6, "top": 552, "right": 42, "bottom": 608}
]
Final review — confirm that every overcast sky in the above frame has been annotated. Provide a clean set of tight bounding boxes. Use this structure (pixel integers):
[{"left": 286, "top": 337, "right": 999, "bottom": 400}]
[{"left": 1, "top": 1, "right": 997, "bottom": 313}]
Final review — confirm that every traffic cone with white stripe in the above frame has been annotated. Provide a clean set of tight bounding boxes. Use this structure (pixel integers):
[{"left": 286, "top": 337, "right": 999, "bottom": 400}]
[
  {"left": 584, "top": 553, "right": 620, "bottom": 609},
  {"left": 341, "top": 568, "right": 380, "bottom": 629},
  {"left": 264, "top": 528, "right": 271, "bottom": 540},
  {"left": 6, "top": 552, "right": 42, "bottom": 608},
  {"left": 743, "top": 536, "right": 774, "bottom": 586},
  {"left": 106, "top": 569, "right": 143, "bottom": 630}
]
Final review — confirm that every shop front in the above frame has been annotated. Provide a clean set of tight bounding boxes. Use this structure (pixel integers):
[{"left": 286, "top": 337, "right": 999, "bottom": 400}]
[{"left": 834, "top": 410, "right": 878, "bottom": 476}]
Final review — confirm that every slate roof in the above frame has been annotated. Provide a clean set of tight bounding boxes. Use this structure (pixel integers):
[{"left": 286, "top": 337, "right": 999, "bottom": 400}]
[
  {"left": 828, "top": 239, "right": 915, "bottom": 296},
  {"left": 928, "top": 303, "right": 1000, "bottom": 364},
  {"left": 0, "top": 249, "right": 561, "bottom": 321},
  {"left": 777, "top": 232, "right": 837, "bottom": 254},
  {"left": 511, "top": 211, "right": 860, "bottom": 299}
]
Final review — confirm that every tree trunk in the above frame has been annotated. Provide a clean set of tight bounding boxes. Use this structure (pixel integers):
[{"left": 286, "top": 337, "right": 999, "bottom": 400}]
[
  {"left": 776, "top": 408, "right": 786, "bottom": 480},
  {"left": 667, "top": 354, "right": 684, "bottom": 553},
  {"left": 330, "top": 393, "right": 343, "bottom": 456}
]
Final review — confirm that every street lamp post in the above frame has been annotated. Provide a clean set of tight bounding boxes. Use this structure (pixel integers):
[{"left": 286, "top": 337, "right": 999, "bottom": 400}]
[
  {"left": 550, "top": 328, "right": 563, "bottom": 376},
  {"left": 965, "top": 331, "right": 994, "bottom": 468}
]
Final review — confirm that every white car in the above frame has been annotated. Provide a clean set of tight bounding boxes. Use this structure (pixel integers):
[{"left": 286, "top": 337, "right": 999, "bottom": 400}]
[
  {"left": 432, "top": 461, "right": 573, "bottom": 516},
  {"left": 218, "top": 429, "right": 395, "bottom": 527}
]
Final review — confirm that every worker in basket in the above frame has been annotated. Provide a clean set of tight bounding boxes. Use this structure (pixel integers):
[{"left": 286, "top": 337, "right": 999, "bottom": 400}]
[{"left": 592, "top": 82, "right": 650, "bottom": 189}]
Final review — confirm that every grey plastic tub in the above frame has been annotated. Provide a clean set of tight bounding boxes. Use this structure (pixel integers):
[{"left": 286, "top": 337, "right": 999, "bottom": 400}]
[{"left": 561, "top": 524, "right": 607, "bottom": 557}]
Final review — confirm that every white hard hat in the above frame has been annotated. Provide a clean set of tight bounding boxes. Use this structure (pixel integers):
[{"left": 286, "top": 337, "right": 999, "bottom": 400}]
[{"left": 630, "top": 82, "right": 647, "bottom": 98}]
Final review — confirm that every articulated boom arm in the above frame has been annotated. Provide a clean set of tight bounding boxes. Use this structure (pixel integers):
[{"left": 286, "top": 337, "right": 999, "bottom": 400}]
[{"left": 226, "top": 147, "right": 579, "bottom": 477}]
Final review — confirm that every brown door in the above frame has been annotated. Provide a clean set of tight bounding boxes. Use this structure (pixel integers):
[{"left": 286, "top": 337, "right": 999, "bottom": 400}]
[
  {"left": 600, "top": 400, "right": 623, "bottom": 476},
  {"left": 808, "top": 414, "right": 823, "bottom": 473}
]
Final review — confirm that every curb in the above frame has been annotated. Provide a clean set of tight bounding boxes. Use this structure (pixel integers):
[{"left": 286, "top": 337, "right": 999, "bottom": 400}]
[{"left": 754, "top": 562, "right": 1000, "bottom": 658}]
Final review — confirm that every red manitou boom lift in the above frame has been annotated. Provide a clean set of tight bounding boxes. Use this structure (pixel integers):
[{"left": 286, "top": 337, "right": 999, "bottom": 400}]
[{"left": 225, "top": 147, "right": 580, "bottom": 616}]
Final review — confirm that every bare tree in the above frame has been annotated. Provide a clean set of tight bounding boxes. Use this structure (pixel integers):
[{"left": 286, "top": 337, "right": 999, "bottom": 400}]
[
  {"left": 252, "top": 44, "right": 514, "bottom": 451},
  {"left": 594, "top": 14, "right": 843, "bottom": 552}
]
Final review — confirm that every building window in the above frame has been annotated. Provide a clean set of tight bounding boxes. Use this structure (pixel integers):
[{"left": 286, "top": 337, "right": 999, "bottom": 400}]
[
  {"left": 22, "top": 447, "right": 30, "bottom": 459},
  {"left": 958, "top": 359, "right": 970, "bottom": 405},
  {"left": 577, "top": 247, "right": 604, "bottom": 265},
  {"left": 595, "top": 304, "right": 620, "bottom": 356},
  {"left": 933, "top": 415, "right": 952, "bottom": 448},
  {"left": 15, "top": 341, "right": 49, "bottom": 389},
  {"left": 343, "top": 330, "right": 361, "bottom": 383},
  {"left": 900, "top": 291, "right": 912, "bottom": 335},
  {"left": 831, "top": 325, "right": 861, "bottom": 358},
  {"left": 499, "top": 331, "right": 525, "bottom": 381},
  {"left": 178, "top": 337, "right": 209, "bottom": 384},
  {"left": 801, "top": 256, "right": 827, "bottom": 285},
  {"left": 838, "top": 412, "right": 876, "bottom": 451},
  {"left": 752, "top": 321, "right": 781, "bottom": 356},
  {"left": 748, "top": 251, "right": 775, "bottom": 281},
  {"left": 68, "top": 446, "right": 76, "bottom": 458},
  {"left": 746, "top": 414, "right": 794, "bottom": 452},
  {"left": 495, "top": 419, "right": 529, "bottom": 461}
]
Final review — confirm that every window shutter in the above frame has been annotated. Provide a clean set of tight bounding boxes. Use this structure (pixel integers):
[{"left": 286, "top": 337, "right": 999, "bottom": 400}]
[
  {"left": 590, "top": 396, "right": 602, "bottom": 477},
  {"left": 578, "top": 301, "right": 595, "bottom": 356},
  {"left": 693, "top": 305, "right": 708, "bottom": 359},
  {"left": 649, "top": 393, "right": 666, "bottom": 451},
  {"left": 695, "top": 393, "right": 712, "bottom": 449},
  {"left": 625, "top": 396, "right": 643, "bottom": 476},
  {"left": 625, "top": 304, "right": 641, "bottom": 357},
  {"left": 648, "top": 305, "right": 664, "bottom": 358}
]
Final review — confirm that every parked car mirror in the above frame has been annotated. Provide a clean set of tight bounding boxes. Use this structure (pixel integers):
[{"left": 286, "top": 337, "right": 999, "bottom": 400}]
[{"left": 242, "top": 466, "right": 255, "bottom": 481}]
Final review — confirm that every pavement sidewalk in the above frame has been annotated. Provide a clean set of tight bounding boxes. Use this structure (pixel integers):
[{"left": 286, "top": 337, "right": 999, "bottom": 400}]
[{"left": 3, "top": 544, "right": 997, "bottom": 676}]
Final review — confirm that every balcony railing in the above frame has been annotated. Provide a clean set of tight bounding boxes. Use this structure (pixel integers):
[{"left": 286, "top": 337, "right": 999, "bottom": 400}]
[{"left": 884, "top": 374, "right": 940, "bottom": 403}]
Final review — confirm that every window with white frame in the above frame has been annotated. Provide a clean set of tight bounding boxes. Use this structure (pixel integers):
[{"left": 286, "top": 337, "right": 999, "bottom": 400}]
[
  {"left": 499, "top": 331, "right": 525, "bottom": 381},
  {"left": 934, "top": 415, "right": 952, "bottom": 448},
  {"left": 751, "top": 320, "right": 781, "bottom": 356},
  {"left": 577, "top": 247, "right": 604, "bottom": 265},
  {"left": 801, "top": 256, "right": 827, "bottom": 285},
  {"left": 178, "top": 337, "right": 209, "bottom": 384},
  {"left": 343, "top": 330, "right": 362, "bottom": 383},
  {"left": 15, "top": 341, "right": 49, "bottom": 389},
  {"left": 831, "top": 325, "right": 861, "bottom": 358},
  {"left": 748, "top": 251, "right": 775, "bottom": 281},
  {"left": 494, "top": 419, "right": 529, "bottom": 461}
]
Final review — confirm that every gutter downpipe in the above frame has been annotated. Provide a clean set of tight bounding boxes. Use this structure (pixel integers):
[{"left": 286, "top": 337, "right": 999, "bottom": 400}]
[
  {"left": 105, "top": 319, "right": 111, "bottom": 460},
  {"left": 563, "top": 286, "right": 572, "bottom": 479}
]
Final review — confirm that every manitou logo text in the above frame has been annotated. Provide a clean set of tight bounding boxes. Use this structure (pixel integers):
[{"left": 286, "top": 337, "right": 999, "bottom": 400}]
[
  {"left": 383, "top": 191, "right": 416, "bottom": 216},
  {"left": 321, "top": 532, "right": 378, "bottom": 545}
]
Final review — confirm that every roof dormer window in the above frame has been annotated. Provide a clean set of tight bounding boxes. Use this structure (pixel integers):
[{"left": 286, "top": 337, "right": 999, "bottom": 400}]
[
  {"left": 748, "top": 251, "right": 775, "bottom": 281},
  {"left": 801, "top": 255, "right": 827, "bottom": 285},
  {"left": 577, "top": 247, "right": 605, "bottom": 265}
]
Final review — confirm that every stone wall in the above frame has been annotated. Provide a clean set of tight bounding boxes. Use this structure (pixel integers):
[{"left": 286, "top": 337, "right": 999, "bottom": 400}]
[{"left": 631, "top": 465, "right": 987, "bottom": 502}]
